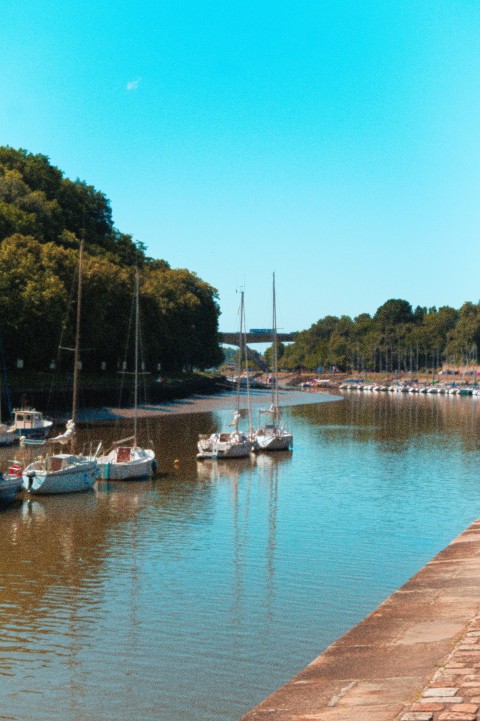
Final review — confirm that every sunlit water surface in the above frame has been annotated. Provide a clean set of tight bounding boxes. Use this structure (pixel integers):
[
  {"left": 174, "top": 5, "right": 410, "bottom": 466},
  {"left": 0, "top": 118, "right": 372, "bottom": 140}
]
[{"left": 1, "top": 391, "right": 480, "bottom": 720}]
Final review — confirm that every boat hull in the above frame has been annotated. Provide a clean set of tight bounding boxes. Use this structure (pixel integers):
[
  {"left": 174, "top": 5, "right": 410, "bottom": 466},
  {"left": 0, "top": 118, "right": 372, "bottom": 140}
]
[
  {"left": 0, "top": 476, "right": 22, "bottom": 504},
  {"left": 0, "top": 430, "right": 17, "bottom": 446},
  {"left": 16, "top": 422, "right": 52, "bottom": 439},
  {"left": 97, "top": 449, "right": 156, "bottom": 480},
  {"left": 22, "top": 458, "right": 97, "bottom": 495},
  {"left": 197, "top": 437, "right": 251, "bottom": 459},
  {"left": 255, "top": 430, "right": 293, "bottom": 452}
]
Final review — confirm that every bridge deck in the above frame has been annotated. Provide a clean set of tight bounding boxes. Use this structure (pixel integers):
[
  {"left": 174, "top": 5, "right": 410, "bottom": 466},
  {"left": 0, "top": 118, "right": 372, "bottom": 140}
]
[{"left": 220, "top": 332, "right": 296, "bottom": 345}]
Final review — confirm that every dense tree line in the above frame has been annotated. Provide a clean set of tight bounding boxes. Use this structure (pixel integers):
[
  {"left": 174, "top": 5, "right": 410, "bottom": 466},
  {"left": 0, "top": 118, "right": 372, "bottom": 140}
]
[
  {"left": 279, "top": 299, "right": 480, "bottom": 373},
  {"left": 0, "top": 147, "right": 223, "bottom": 372}
]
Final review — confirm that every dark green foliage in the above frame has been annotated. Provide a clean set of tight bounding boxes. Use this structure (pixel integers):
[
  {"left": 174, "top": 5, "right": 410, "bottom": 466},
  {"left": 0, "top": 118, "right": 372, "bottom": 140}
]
[
  {"left": 281, "top": 298, "right": 474, "bottom": 372},
  {"left": 0, "top": 147, "right": 222, "bottom": 372}
]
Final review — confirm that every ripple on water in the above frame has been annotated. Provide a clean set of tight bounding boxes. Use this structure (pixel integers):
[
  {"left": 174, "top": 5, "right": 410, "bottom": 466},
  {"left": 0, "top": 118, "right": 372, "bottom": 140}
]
[{"left": 0, "top": 394, "right": 480, "bottom": 720}]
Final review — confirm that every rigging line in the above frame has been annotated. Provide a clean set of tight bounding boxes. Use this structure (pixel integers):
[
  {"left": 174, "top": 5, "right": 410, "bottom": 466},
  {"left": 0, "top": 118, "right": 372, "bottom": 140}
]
[
  {"left": 137, "top": 277, "right": 152, "bottom": 443},
  {"left": 0, "top": 331, "right": 12, "bottom": 418},
  {"left": 47, "top": 249, "right": 79, "bottom": 417},
  {"left": 118, "top": 282, "right": 135, "bottom": 410}
]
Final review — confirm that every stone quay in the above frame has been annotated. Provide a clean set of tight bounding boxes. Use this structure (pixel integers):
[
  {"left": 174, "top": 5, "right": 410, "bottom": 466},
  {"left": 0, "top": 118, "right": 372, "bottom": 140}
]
[{"left": 240, "top": 519, "right": 480, "bottom": 721}]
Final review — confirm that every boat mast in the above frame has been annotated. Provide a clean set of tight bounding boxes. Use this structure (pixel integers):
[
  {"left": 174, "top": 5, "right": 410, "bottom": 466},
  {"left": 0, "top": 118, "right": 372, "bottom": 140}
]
[
  {"left": 71, "top": 239, "right": 84, "bottom": 454},
  {"left": 241, "top": 290, "right": 252, "bottom": 434},
  {"left": 272, "top": 272, "right": 279, "bottom": 424},
  {"left": 133, "top": 267, "right": 139, "bottom": 448}
]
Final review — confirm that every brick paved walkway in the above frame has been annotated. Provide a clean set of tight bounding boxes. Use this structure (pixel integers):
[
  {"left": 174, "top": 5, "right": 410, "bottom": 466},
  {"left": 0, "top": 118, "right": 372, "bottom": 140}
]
[
  {"left": 240, "top": 519, "right": 480, "bottom": 721},
  {"left": 401, "top": 614, "right": 480, "bottom": 721}
]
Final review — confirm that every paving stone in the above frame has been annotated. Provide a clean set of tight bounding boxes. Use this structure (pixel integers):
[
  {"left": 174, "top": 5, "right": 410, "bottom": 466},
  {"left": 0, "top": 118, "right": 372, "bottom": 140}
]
[
  {"left": 411, "top": 702, "right": 445, "bottom": 712},
  {"left": 401, "top": 713, "right": 433, "bottom": 721},
  {"left": 441, "top": 668, "right": 476, "bottom": 675},
  {"left": 423, "top": 688, "right": 459, "bottom": 697},
  {"left": 455, "top": 704, "right": 480, "bottom": 712},
  {"left": 436, "top": 673, "right": 466, "bottom": 688},
  {"left": 420, "top": 697, "right": 463, "bottom": 704},
  {"left": 437, "top": 713, "right": 476, "bottom": 721}
]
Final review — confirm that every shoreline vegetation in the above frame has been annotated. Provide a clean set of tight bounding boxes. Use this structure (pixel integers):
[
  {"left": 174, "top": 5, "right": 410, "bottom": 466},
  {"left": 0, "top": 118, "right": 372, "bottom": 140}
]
[
  {"left": 3, "top": 147, "right": 480, "bottom": 401},
  {"left": 0, "top": 147, "right": 223, "bottom": 376}
]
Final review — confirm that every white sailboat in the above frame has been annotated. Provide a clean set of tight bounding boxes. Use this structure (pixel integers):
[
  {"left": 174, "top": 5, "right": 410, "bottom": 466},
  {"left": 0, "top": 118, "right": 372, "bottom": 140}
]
[
  {"left": 22, "top": 240, "right": 98, "bottom": 495},
  {"left": 254, "top": 273, "right": 293, "bottom": 452},
  {"left": 197, "top": 291, "right": 253, "bottom": 459},
  {"left": 96, "top": 268, "right": 156, "bottom": 480}
]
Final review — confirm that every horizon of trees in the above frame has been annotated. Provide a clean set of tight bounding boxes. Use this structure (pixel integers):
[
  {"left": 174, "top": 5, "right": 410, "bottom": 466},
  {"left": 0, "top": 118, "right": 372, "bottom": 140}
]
[
  {"left": 272, "top": 298, "right": 480, "bottom": 373},
  {"left": 0, "top": 146, "right": 224, "bottom": 372}
]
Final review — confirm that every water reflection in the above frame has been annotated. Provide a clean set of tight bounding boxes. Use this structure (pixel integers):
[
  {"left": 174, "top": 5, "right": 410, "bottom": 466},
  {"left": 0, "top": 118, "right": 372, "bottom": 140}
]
[
  {"left": 293, "top": 391, "right": 480, "bottom": 452},
  {"left": 1, "top": 394, "right": 480, "bottom": 720}
]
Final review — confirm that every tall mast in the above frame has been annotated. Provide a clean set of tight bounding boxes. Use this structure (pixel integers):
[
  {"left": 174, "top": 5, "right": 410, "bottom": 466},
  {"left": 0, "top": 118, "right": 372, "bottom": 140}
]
[
  {"left": 272, "top": 272, "right": 279, "bottom": 423},
  {"left": 236, "top": 292, "right": 242, "bottom": 410},
  {"left": 133, "top": 267, "right": 139, "bottom": 447},
  {"left": 71, "top": 239, "right": 84, "bottom": 453},
  {"left": 241, "top": 290, "right": 252, "bottom": 434}
]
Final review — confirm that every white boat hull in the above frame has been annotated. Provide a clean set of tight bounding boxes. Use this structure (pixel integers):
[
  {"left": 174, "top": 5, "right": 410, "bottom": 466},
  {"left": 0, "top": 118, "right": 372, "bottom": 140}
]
[
  {"left": 254, "top": 429, "right": 293, "bottom": 451},
  {"left": 22, "top": 456, "right": 97, "bottom": 495},
  {"left": 97, "top": 448, "right": 156, "bottom": 480},
  {"left": 197, "top": 435, "right": 251, "bottom": 459}
]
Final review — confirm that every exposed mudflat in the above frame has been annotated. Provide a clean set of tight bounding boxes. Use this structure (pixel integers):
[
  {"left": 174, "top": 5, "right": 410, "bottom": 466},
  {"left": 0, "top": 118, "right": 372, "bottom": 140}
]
[{"left": 77, "top": 388, "right": 341, "bottom": 423}]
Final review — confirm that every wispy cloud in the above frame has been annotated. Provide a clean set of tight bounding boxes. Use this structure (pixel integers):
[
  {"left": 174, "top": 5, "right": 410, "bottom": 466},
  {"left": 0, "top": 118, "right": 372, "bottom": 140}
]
[{"left": 126, "top": 78, "right": 141, "bottom": 91}]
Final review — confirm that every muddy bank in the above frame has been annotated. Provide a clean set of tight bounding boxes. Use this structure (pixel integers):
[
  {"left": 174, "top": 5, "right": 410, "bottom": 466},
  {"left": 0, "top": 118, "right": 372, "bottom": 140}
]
[{"left": 76, "top": 387, "right": 341, "bottom": 423}]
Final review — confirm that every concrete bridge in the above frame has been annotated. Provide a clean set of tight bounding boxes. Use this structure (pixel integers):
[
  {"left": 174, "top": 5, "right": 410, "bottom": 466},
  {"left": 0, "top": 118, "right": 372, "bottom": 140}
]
[{"left": 219, "top": 331, "right": 297, "bottom": 346}]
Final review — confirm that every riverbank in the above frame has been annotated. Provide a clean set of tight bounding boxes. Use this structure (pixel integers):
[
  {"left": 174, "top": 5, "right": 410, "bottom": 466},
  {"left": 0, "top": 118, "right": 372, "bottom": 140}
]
[
  {"left": 76, "top": 387, "right": 340, "bottom": 422},
  {"left": 240, "top": 518, "right": 480, "bottom": 721},
  {"left": 259, "top": 370, "right": 479, "bottom": 391},
  {"left": 4, "top": 371, "right": 224, "bottom": 416}
]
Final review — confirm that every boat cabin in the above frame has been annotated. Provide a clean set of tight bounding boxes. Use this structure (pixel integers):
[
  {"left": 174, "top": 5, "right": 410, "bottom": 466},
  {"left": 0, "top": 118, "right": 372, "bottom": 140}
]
[
  {"left": 13, "top": 409, "right": 46, "bottom": 430},
  {"left": 116, "top": 447, "right": 132, "bottom": 463},
  {"left": 45, "top": 454, "right": 78, "bottom": 472}
]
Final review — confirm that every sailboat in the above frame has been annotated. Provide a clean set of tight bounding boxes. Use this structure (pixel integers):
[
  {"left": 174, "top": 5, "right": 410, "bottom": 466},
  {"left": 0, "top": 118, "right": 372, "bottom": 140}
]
[
  {"left": 254, "top": 273, "right": 293, "bottom": 452},
  {"left": 96, "top": 268, "right": 156, "bottom": 480},
  {"left": 197, "top": 291, "right": 253, "bottom": 459},
  {"left": 22, "top": 240, "right": 98, "bottom": 494}
]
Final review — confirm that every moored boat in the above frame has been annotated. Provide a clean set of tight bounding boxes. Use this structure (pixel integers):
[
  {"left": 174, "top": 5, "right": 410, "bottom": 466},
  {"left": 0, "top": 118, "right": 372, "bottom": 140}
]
[
  {"left": 198, "top": 290, "right": 253, "bottom": 460},
  {"left": 10, "top": 407, "right": 53, "bottom": 440},
  {"left": 253, "top": 274, "right": 293, "bottom": 453},
  {"left": 197, "top": 410, "right": 252, "bottom": 459},
  {"left": 0, "top": 468, "right": 22, "bottom": 506},
  {"left": 22, "top": 240, "right": 97, "bottom": 495},
  {"left": 96, "top": 268, "right": 156, "bottom": 481}
]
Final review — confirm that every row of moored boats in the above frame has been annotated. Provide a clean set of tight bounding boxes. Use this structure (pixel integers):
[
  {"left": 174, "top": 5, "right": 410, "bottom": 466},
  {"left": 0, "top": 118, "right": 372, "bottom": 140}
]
[
  {"left": 0, "top": 242, "right": 156, "bottom": 505},
  {"left": 0, "top": 411, "right": 156, "bottom": 504},
  {"left": 0, "top": 272, "right": 291, "bottom": 504},
  {"left": 197, "top": 276, "right": 293, "bottom": 460},
  {"left": 339, "top": 383, "right": 477, "bottom": 395}
]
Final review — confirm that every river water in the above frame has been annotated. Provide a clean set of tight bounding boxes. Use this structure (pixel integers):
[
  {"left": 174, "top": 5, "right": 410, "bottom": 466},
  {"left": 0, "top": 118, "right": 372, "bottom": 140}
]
[{"left": 1, "top": 390, "right": 480, "bottom": 721}]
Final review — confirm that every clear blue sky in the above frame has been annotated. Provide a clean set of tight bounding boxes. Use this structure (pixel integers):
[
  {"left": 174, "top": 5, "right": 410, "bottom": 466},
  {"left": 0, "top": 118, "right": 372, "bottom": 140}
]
[{"left": 2, "top": 1, "right": 480, "bottom": 333}]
